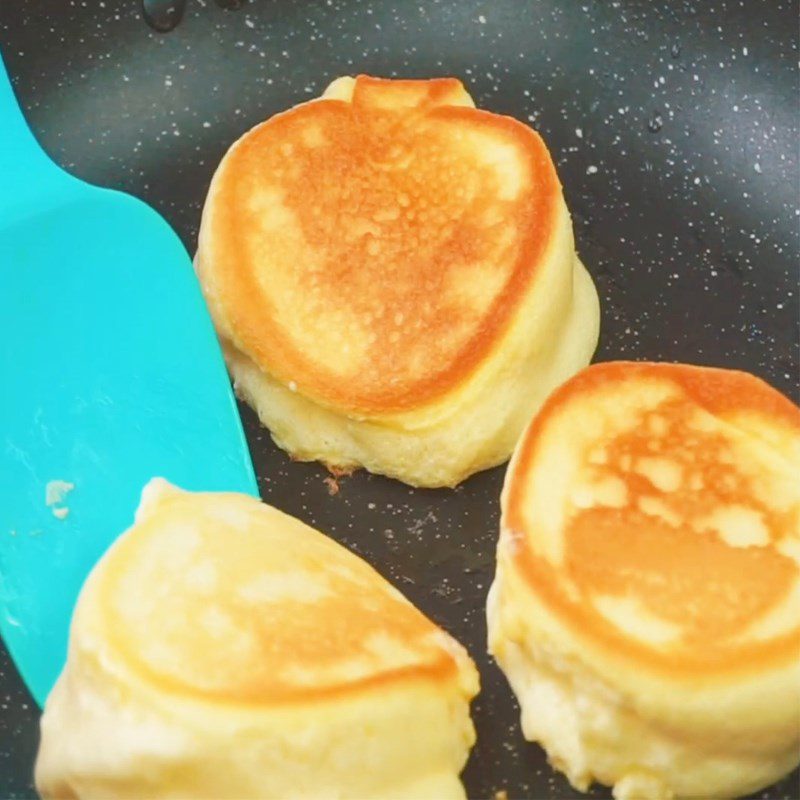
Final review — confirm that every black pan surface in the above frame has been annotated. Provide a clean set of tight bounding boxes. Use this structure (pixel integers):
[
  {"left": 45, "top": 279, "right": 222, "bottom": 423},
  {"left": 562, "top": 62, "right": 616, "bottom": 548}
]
[{"left": 1, "top": 1, "right": 798, "bottom": 798}]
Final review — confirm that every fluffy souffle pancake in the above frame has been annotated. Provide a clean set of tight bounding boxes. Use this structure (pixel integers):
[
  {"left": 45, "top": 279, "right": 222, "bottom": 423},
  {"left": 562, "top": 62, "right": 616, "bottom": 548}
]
[
  {"left": 36, "top": 480, "right": 478, "bottom": 799},
  {"left": 196, "top": 74, "right": 599, "bottom": 487},
  {"left": 487, "top": 362, "right": 800, "bottom": 799}
]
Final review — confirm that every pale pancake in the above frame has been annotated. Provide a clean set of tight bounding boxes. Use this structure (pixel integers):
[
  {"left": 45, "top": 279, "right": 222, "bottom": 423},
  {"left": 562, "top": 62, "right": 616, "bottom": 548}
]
[
  {"left": 36, "top": 480, "right": 478, "bottom": 799},
  {"left": 488, "top": 361, "right": 800, "bottom": 799},
  {"left": 196, "top": 75, "right": 599, "bottom": 487}
]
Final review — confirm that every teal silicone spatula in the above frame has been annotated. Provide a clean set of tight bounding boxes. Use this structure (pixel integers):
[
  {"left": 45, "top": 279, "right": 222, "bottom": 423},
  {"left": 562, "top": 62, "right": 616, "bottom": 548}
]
[{"left": 0, "top": 54, "right": 257, "bottom": 707}]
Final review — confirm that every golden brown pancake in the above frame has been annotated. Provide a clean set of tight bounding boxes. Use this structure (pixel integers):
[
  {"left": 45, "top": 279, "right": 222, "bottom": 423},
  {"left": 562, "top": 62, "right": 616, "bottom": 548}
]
[
  {"left": 488, "top": 361, "right": 800, "bottom": 799},
  {"left": 36, "top": 480, "right": 478, "bottom": 799},
  {"left": 196, "top": 75, "right": 599, "bottom": 487}
]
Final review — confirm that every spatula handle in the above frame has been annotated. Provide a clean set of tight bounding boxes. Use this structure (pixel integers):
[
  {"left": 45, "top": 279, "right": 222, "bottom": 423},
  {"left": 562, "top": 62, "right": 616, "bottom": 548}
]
[{"left": 0, "top": 51, "right": 59, "bottom": 199}]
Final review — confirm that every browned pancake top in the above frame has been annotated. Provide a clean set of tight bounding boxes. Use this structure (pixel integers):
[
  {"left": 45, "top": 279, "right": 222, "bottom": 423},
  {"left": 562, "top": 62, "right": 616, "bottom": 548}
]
[
  {"left": 202, "top": 76, "right": 561, "bottom": 412},
  {"left": 96, "top": 485, "right": 460, "bottom": 705},
  {"left": 505, "top": 362, "right": 800, "bottom": 675}
]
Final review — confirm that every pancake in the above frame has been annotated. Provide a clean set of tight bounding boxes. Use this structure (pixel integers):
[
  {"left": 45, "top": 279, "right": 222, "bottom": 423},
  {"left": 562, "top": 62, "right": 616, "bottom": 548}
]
[
  {"left": 196, "top": 74, "right": 599, "bottom": 487},
  {"left": 487, "top": 361, "right": 800, "bottom": 799},
  {"left": 36, "top": 480, "right": 479, "bottom": 799}
]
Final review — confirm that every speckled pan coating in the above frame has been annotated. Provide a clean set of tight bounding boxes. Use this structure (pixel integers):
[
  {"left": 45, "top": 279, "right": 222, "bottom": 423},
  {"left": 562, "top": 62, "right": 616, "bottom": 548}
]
[{"left": 0, "top": 0, "right": 797, "bottom": 798}]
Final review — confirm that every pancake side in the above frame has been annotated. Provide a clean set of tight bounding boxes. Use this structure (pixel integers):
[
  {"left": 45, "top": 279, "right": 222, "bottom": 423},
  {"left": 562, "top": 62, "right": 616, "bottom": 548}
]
[{"left": 223, "top": 253, "right": 598, "bottom": 487}]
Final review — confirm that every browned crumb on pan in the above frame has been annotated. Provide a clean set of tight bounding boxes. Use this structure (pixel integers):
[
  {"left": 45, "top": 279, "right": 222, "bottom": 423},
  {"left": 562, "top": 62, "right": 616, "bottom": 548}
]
[
  {"left": 327, "top": 463, "right": 355, "bottom": 478},
  {"left": 493, "top": 791, "right": 508, "bottom": 800},
  {"left": 323, "top": 476, "right": 340, "bottom": 496}
]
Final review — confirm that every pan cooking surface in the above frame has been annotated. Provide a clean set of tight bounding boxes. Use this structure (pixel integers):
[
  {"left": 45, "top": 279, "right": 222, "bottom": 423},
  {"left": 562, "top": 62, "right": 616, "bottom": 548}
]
[{"left": 0, "top": 1, "right": 797, "bottom": 797}]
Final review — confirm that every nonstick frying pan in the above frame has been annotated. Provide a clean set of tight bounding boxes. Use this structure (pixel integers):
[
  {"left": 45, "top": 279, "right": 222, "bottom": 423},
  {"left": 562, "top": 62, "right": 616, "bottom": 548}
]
[{"left": 0, "top": 1, "right": 797, "bottom": 797}]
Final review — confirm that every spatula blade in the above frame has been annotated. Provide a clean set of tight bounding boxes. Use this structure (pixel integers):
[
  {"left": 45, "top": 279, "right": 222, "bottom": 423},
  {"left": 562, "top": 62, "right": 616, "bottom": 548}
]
[{"left": 0, "top": 188, "right": 256, "bottom": 705}]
